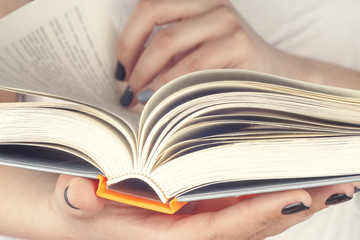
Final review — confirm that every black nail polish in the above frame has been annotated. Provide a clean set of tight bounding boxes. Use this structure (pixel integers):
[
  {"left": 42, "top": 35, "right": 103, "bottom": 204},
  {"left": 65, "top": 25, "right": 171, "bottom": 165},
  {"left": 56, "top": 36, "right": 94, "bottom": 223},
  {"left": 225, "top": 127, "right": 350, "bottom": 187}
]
[
  {"left": 325, "top": 193, "right": 352, "bottom": 205},
  {"left": 64, "top": 186, "right": 80, "bottom": 210},
  {"left": 120, "top": 86, "right": 133, "bottom": 106},
  {"left": 355, "top": 187, "right": 360, "bottom": 193},
  {"left": 281, "top": 202, "right": 310, "bottom": 215},
  {"left": 115, "top": 62, "right": 126, "bottom": 81}
]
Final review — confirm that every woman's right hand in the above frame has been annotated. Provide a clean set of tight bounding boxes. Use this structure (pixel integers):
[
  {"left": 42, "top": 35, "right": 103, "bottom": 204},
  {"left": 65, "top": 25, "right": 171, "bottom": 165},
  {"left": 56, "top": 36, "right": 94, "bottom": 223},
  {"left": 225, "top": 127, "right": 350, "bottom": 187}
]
[{"left": 1, "top": 167, "right": 358, "bottom": 240}]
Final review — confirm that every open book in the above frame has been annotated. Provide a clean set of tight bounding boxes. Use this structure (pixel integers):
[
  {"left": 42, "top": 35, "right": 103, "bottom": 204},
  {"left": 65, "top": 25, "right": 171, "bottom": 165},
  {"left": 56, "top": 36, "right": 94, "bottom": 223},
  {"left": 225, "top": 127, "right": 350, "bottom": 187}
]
[{"left": 1, "top": 0, "right": 360, "bottom": 214}]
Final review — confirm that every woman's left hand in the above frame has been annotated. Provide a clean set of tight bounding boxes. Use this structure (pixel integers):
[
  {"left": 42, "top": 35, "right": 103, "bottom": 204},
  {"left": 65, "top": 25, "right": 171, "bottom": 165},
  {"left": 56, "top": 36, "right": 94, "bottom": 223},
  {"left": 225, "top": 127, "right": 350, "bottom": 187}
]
[
  {"left": 116, "top": 0, "right": 298, "bottom": 106},
  {"left": 116, "top": 0, "right": 360, "bottom": 107}
]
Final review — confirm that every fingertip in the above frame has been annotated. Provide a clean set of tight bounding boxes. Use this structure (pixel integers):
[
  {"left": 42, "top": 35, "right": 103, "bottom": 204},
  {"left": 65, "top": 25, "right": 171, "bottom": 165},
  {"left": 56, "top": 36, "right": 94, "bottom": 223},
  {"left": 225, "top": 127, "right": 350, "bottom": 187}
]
[
  {"left": 134, "top": 79, "right": 165, "bottom": 105},
  {"left": 137, "top": 88, "right": 154, "bottom": 104},
  {"left": 325, "top": 193, "right": 352, "bottom": 206},
  {"left": 305, "top": 183, "right": 355, "bottom": 210},
  {"left": 241, "top": 189, "right": 313, "bottom": 218},
  {"left": 120, "top": 85, "right": 151, "bottom": 108},
  {"left": 115, "top": 61, "right": 126, "bottom": 81},
  {"left": 279, "top": 190, "right": 312, "bottom": 216},
  {"left": 351, "top": 181, "right": 360, "bottom": 193},
  {"left": 252, "top": 189, "right": 312, "bottom": 210},
  {"left": 120, "top": 86, "right": 134, "bottom": 107},
  {"left": 281, "top": 202, "right": 310, "bottom": 215}
]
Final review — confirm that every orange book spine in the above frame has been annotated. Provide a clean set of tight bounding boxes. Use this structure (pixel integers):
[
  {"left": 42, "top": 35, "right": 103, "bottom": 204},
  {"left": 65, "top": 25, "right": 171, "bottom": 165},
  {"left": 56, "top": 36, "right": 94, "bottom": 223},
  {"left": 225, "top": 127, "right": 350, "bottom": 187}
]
[{"left": 96, "top": 175, "right": 188, "bottom": 214}]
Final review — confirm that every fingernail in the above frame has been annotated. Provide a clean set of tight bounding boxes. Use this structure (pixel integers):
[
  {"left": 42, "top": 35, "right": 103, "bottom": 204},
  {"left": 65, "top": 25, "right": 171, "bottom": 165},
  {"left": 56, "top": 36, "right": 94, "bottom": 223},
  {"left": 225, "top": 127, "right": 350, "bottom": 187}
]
[
  {"left": 137, "top": 89, "right": 154, "bottom": 103},
  {"left": 120, "top": 86, "right": 133, "bottom": 106},
  {"left": 115, "top": 62, "right": 126, "bottom": 81},
  {"left": 354, "top": 187, "right": 360, "bottom": 193},
  {"left": 64, "top": 186, "right": 80, "bottom": 210},
  {"left": 325, "top": 193, "right": 352, "bottom": 205},
  {"left": 281, "top": 202, "right": 310, "bottom": 215}
]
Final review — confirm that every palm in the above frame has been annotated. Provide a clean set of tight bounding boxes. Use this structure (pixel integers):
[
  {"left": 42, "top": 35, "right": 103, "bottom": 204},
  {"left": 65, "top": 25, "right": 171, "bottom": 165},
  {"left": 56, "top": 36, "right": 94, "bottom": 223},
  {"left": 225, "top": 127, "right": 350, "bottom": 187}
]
[{"left": 82, "top": 197, "right": 269, "bottom": 240}]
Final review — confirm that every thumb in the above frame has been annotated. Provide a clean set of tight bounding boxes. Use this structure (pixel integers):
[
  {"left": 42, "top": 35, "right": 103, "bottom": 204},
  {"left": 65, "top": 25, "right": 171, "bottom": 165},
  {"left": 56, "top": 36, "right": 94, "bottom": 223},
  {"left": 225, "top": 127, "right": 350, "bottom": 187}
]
[{"left": 55, "top": 175, "right": 105, "bottom": 217}]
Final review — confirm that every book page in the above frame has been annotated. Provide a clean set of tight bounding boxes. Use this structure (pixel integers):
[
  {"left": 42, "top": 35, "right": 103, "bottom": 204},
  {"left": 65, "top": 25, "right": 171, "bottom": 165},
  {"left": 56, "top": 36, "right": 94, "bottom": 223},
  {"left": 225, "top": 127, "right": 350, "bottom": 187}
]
[
  {"left": 0, "top": 101, "right": 135, "bottom": 178},
  {"left": 139, "top": 72, "right": 360, "bottom": 164},
  {"left": 0, "top": 0, "right": 140, "bottom": 131},
  {"left": 141, "top": 69, "right": 360, "bottom": 128},
  {"left": 0, "top": 144, "right": 102, "bottom": 179},
  {"left": 177, "top": 175, "right": 360, "bottom": 202},
  {"left": 152, "top": 135, "right": 360, "bottom": 200},
  {"left": 133, "top": 70, "right": 360, "bottom": 200},
  {"left": 140, "top": 88, "right": 360, "bottom": 172}
]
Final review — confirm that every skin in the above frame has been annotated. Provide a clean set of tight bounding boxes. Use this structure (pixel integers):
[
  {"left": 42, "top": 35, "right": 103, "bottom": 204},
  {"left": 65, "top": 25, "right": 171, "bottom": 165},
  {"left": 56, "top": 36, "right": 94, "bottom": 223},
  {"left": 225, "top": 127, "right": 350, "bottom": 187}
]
[
  {"left": 117, "top": 0, "right": 360, "bottom": 106},
  {"left": 0, "top": 168, "right": 358, "bottom": 240},
  {"left": 1, "top": 0, "right": 360, "bottom": 239},
  {"left": 0, "top": 90, "right": 16, "bottom": 102}
]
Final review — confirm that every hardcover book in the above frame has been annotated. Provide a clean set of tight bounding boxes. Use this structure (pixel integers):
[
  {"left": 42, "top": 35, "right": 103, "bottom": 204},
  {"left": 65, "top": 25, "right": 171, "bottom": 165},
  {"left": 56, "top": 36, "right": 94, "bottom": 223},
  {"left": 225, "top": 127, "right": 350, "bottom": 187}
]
[{"left": 1, "top": 0, "right": 360, "bottom": 213}]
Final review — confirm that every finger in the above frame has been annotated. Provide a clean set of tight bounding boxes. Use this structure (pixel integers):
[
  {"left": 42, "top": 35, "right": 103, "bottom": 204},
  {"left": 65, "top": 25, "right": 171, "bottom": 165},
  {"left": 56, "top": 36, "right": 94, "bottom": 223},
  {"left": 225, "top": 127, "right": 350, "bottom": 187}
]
[
  {"left": 117, "top": 0, "right": 229, "bottom": 81},
  {"left": 168, "top": 189, "right": 312, "bottom": 240},
  {"left": 126, "top": 6, "right": 240, "bottom": 95},
  {"left": 134, "top": 35, "right": 241, "bottom": 105},
  {"left": 257, "top": 182, "right": 358, "bottom": 238},
  {"left": 55, "top": 175, "right": 105, "bottom": 217},
  {"left": 305, "top": 183, "right": 355, "bottom": 211},
  {"left": 351, "top": 181, "right": 360, "bottom": 192}
]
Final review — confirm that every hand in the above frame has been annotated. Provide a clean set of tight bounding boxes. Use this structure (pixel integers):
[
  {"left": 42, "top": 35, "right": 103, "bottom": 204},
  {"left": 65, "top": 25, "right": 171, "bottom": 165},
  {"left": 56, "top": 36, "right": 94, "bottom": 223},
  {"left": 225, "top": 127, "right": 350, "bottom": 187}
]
[
  {"left": 116, "top": 0, "right": 360, "bottom": 107},
  {"left": 51, "top": 175, "right": 359, "bottom": 240},
  {"left": 115, "top": 0, "right": 298, "bottom": 107},
  {"left": 1, "top": 167, "right": 357, "bottom": 239}
]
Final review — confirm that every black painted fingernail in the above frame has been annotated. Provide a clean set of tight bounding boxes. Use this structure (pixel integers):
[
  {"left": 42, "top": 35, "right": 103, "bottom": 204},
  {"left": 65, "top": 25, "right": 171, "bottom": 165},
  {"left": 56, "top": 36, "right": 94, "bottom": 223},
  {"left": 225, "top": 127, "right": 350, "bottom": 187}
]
[
  {"left": 120, "top": 86, "right": 133, "bottom": 106},
  {"left": 64, "top": 186, "right": 80, "bottom": 210},
  {"left": 115, "top": 62, "right": 126, "bottom": 81},
  {"left": 354, "top": 187, "right": 360, "bottom": 193},
  {"left": 281, "top": 202, "right": 310, "bottom": 215},
  {"left": 325, "top": 193, "right": 352, "bottom": 205}
]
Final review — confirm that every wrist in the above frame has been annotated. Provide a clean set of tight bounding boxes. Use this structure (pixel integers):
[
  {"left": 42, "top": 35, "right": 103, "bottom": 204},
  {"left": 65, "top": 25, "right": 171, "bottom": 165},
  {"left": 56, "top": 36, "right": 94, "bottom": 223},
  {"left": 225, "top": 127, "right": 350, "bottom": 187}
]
[{"left": 279, "top": 52, "right": 360, "bottom": 90}]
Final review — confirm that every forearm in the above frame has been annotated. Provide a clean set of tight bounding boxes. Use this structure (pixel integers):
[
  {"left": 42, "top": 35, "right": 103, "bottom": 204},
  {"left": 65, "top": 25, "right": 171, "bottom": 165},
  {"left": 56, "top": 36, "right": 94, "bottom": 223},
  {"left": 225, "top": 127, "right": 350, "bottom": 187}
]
[
  {"left": 0, "top": 166, "right": 61, "bottom": 239},
  {"left": 0, "top": 3, "right": 65, "bottom": 238},
  {"left": 0, "top": 4, "right": 52, "bottom": 238}
]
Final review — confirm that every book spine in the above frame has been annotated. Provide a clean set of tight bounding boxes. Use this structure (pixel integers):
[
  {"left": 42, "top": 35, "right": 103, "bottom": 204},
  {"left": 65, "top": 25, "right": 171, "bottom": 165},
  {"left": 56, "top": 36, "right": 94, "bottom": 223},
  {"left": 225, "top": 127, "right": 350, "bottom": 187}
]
[{"left": 96, "top": 175, "right": 187, "bottom": 214}]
